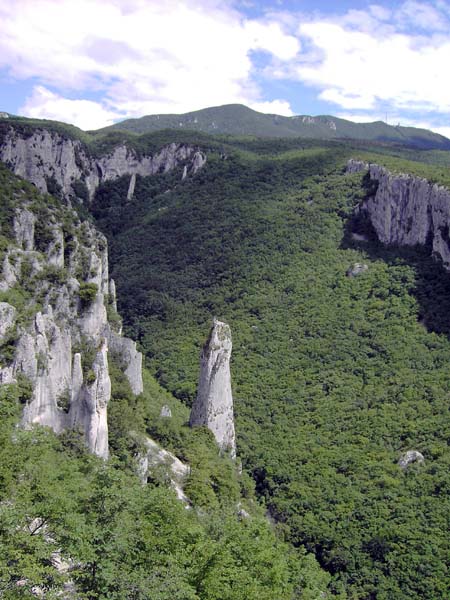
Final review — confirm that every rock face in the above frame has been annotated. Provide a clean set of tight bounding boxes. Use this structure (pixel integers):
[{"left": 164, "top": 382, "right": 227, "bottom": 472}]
[
  {"left": 346, "top": 263, "right": 368, "bottom": 277},
  {"left": 160, "top": 405, "right": 172, "bottom": 418},
  {"left": 0, "top": 201, "right": 143, "bottom": 458},
  {"left": 398, "top": 450, "right": 425, "bottom": 469},
  {"left": 347, "top": 159, "right": 450, "bottom": 269},
  {"left": 190, "top": 319, "right": 236, "bottom": 458},
  {"left": 138, "top": 436, "right": 190, "bottom": 504},
  {"left": 0, "top": 127, "right": 206, "bottom": 201}
]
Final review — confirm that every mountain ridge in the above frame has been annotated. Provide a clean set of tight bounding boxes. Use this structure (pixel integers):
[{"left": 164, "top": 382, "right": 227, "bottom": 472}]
[{"left": 96, "top": 103, "right": 450, "bottom": 150}]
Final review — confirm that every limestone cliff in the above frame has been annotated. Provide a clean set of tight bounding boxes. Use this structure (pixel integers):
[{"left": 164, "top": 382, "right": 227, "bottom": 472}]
[
  {"left": 190, "top": 319, "right": 236, "bottom": 458},
  {"left": 347, "top": 159, "right": 450, "bottom": 268},
  {"left": 0, "top": 188, "right": 143, "bottom": 458},
  {"left": 0, "top": 126, "right": 206, "bottom": 201}
]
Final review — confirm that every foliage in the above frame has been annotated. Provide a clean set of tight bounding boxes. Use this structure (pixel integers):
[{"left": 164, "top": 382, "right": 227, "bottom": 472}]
[
  {"left": 0, "top": 386, "right": 324, "bottom": 599},
  {"left": 94, "top": 142, "right": 450, "bottom": 598},
  {"left": 78, "top": 282, "right": 98, "bottom": 307},
  {"left": 97, "top": 104, "right": 450, "bottom": 150}
]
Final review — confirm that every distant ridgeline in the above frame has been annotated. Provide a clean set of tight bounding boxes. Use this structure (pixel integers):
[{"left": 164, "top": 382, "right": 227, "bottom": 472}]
[
  {"left": 97, "top": 103, "right": 450, "bottom": 150},
  {"left": 1, "top": 113, "right": 450, "bottom": 599}
]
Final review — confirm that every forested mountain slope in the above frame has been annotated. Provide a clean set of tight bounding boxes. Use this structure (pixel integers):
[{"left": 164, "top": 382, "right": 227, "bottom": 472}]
[
  {"left": 0, "top": 161, "right": 328, "bottom": 598},
  {"left": 97, "top": 103, "right": 450, "bottom": 150},
  {"left": 92, "top": 137, "right": 450, "bottom": 599},
  {"left": 1, "top": 117, "right": 450, "bottom": 599}
]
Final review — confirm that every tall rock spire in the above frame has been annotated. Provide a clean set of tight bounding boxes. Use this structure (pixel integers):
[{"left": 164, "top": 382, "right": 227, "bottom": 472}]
[{"left": 190, "top": 319, "right": 236, "bottom": 458}]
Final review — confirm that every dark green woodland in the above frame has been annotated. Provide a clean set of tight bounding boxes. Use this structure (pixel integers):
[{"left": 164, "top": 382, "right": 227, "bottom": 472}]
[{"left": 1, "top": 111, "right": 449, "bottom": 599}]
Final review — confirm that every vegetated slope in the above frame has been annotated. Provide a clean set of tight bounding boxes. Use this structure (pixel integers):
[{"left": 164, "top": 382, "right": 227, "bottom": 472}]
[
  {"left": 93, "top": 139, "right": 450, "bottom": 599},
  {"left": 97, "top": 103, "right": 450, "bottom": 150},
  {"left": 0, "top": 164, "right": 329, "bottom": 600}
]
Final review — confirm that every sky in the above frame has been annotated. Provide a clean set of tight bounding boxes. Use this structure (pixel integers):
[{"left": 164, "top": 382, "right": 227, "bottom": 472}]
[{"left": 1, "top": 0, "right": 450, "bottom": 136}]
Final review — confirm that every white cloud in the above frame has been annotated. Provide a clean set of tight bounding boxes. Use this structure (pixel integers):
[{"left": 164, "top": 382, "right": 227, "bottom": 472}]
[
  {"left": 396, "top": 1, "right": 448, "bottom": 31},
  {"left": 20, "top": 86, "right": 121, "bottom": 130},
  {"left": 0, "top": 0, "right": 300, "bottom": 128},
  {"left": 292, "top": 8, "right": 450, "bottom": 115},
  {"left": 249, "top": 99, "right": 293, "bottom": 115}
]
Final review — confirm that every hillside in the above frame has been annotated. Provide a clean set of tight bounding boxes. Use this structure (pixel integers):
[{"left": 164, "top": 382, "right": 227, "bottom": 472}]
[
  {"left": 1, "top": 118, "right": 450, "bottom": 598},
  {"left": 0, "top": 162, "right": 329, "bottom": 598},
  {"left": 92, "top": 138, "right": 450, "bottom": 599},
  {"left": 97, "top": 103, "right": 450, "bottom": 150}
]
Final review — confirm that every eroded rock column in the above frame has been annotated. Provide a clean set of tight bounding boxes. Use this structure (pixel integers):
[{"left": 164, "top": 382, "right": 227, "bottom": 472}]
[{"left": 190, "top": 319, "right": 236, "bottom": 458}]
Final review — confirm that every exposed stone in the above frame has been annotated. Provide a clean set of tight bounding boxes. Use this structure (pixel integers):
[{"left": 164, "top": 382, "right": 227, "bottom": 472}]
[
  {"left": 191, "top": 151, "right": 206, "bottom": 174},
  {"left": 47, "top": 225, "right": 64, "bottom": 268},
  {"left": 0, "top": 201, "right": 142, "bottom": 460},
  {"left": 190, "top": 318, "right": 236, "bottom": 458},
  {"left": 19, "top": 312, "right": 72, "bottom": 434},
  {"left": 127, "top": 173, "right": 136, "bottom": 201},
  {"left": 138, "top": 436, "right": 190, "bottom": 504},
  {"left": 13, "top": 209, "right": 35, "bottom": 251},
  {"left": 160, "top": 405, "right": 172, "bottom": 418},
  {"left": 346, "top": 263, "right": 368, "bottom": 277},
  {"left": 109, "top": 279, "right": 118, "bottom": 312},
  {"left": 71, "top": 339, "right": 111, "bottom": 459},
  {"left": 0, "top": 302, "right": 16, "bottom": 340},
  {"left": 398, "top": 450, "right": 425, "bottom": 469},
  {"left": 0, "top": 127, "right": 207, "bottom": 202},
  {"left": 78, "top": 293, "right": 108, "bottom": 341},
  {"left": 0, "top": 254, "right": 18, "bottom": 291},
  {"left": 351, "top": 232, "right": 369, "bottom": 242},
  {"left": 107, "top": 330, "right": 143, "bottom": 395},
  {"left": 347, "top": 159, "right": 450, "bottom": 270}
]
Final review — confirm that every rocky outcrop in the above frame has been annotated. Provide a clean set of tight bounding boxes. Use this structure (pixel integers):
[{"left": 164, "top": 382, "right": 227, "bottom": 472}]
[
  {"left": 0, "top": 127, "right": 207, "bottom": 201},
  {"left": 0, "top": 302, "right": 16, "bottom": 340},
  {"left": 138, "top": 436, "right": 190, "bottom": 504},
  {"left": 190, "top": 319, "right": 236, "bottom": 458},
  {"left": 0, "top": 201, "right": 143, "bottom": 458},
  {"left": 160, "top": 405, "right": 172, "bottom": 418},
  {"left": 71, "top": 340, "right": 111, "bottom": 459},
  {"left": 346, "top": 263, "right": 368, "bottom": 277},
  {"left": 347, "top": 159, "right": 450, "bottom": 269},
  {"left": 398, "top": 450, "right": 425, "bottom": 469},
  {"left": 107, "top": 331, "right": 143, "bottom": 395}
]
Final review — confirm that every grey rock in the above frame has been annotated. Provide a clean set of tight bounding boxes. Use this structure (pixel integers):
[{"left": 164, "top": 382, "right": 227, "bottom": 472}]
[
  {"left": 47, "top": 225, "right": 64, "bottom": 268},
  {"left": 160, "top": 405, "right": 172, "bottom": 418},
  {"left": 14, "top": 209, "right": 35, "bottom": 251},
  {"left": 191, "top": 151, "right": 206, "bottom": 174},
  {"left": 348, "top": 159, "right": 450, "bottom": 269},
  {"left": 107, "top": 330, "right": 143, "bottom": 395},
  {"left": 346, "top": 159, "right": 369, "bottom": 174},
  {"left": 78, "top": 293, "right": 108, "bottom": 341},
  {"left": 0, "top": 302, "right": 16, "bottom": 340},
  {"left": 0, "top": 126, "right": 206, "bottom": 202},
  {"left": 71, "top": 339, "right": 111, "bottom": 459},
  {"left": 19, "top": 312, "right": 72, "bottom": 434},
  {"left": 0, "top": 254, "right": 18, "bottom": 291},
  {"left": 138, "top": 436, "right": 190, "bottom": 504},
  {"left": 0, "top": 366, "right": 15, "bottom": 384},
  {"left": 109, "top": 279, "right": 118, "bottom": 312},
  {"left": 398, "top": 450, "right": 425, "bottom": 469},
  {"left": 351, "top": 232, "right": 369, "bottom": 242},
  {"left": 190, "top": 318, "right": 236, "bottom": 458},
  {"left": 346, "top": 263, "right": 368, "bottom": 277},
  {"left": 126, "top": 173, "right": 136, "bottom": 201}
]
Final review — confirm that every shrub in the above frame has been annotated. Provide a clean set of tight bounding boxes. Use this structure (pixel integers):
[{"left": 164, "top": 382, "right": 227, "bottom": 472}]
[{"left": 78, "top": 282, "right": 98, "bottom": 307}]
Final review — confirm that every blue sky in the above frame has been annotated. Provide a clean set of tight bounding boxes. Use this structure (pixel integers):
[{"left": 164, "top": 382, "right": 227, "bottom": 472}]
[{"left": 1, "top": 0, "right": 450, "bottom": 136}]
